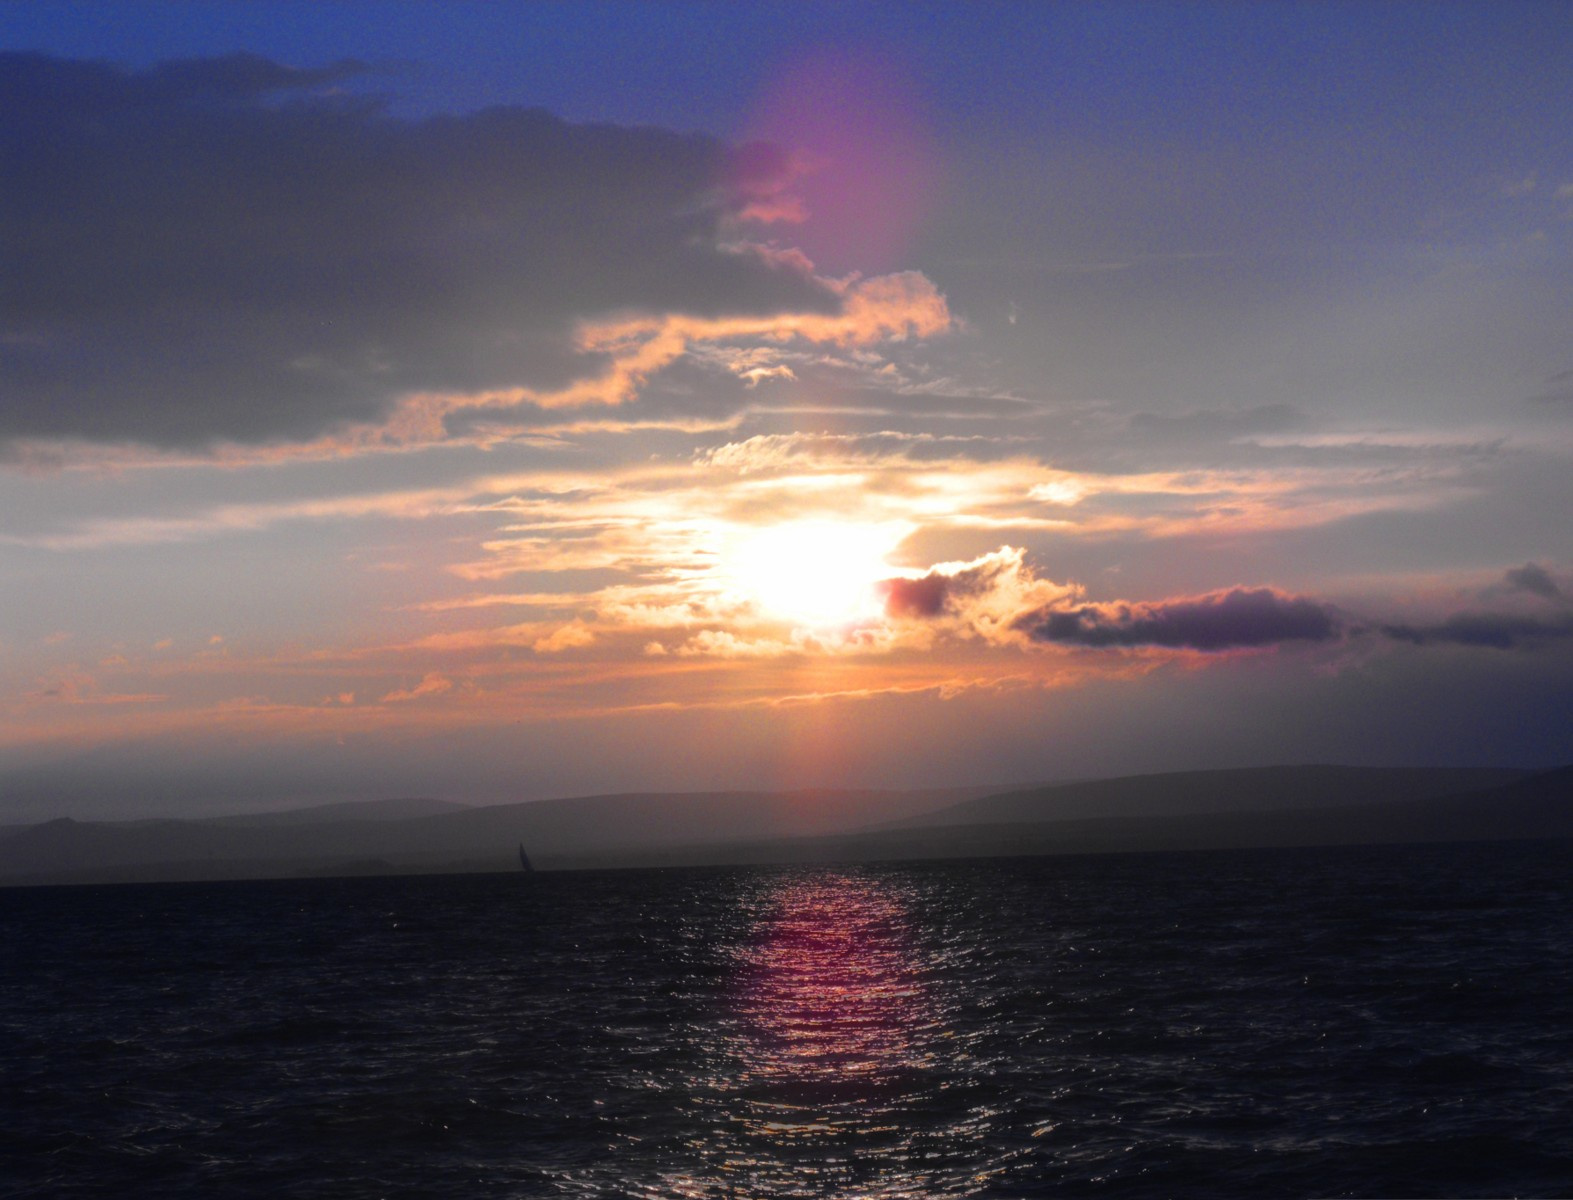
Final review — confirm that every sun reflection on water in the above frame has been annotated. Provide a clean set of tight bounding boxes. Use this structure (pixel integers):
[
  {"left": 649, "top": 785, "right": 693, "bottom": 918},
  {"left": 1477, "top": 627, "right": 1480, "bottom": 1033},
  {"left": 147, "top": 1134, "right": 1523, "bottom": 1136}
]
[
  {"left": 734, "top": 871, "right": 931, "bottom": 1086},
  {"left": 641, "top": 868, "right": 1006, "bottom": 1199}
]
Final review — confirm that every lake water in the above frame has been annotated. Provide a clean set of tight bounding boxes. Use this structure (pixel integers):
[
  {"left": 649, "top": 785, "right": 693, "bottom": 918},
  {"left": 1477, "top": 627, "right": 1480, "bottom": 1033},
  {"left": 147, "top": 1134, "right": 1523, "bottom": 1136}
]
[{"left": 4, "top": 840, "right": 1572, "bottom": 1197}]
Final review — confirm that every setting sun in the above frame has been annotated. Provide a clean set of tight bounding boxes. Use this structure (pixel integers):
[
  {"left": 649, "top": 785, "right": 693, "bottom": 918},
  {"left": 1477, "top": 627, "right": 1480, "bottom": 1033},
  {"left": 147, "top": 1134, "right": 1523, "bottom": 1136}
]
[
  {"left": 722, "top": 519, "right": 911, "bottom": 627},
  {"left": 6, "top": 10, "right": 1572, "bottom": 1199}
]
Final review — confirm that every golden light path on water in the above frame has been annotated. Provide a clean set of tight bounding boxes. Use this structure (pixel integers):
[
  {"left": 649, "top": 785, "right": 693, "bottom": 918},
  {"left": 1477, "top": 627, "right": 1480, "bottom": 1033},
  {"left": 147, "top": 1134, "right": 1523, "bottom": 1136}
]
[{"left": 645, "top": 870, "right": 1014, "bottom": 1199}]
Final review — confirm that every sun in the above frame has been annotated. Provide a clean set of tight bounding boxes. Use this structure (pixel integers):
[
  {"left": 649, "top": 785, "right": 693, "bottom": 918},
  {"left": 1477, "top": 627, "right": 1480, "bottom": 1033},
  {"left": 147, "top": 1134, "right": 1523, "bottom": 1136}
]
[{"left": 722, "top": 519, "right": 910, "bottom": 628}]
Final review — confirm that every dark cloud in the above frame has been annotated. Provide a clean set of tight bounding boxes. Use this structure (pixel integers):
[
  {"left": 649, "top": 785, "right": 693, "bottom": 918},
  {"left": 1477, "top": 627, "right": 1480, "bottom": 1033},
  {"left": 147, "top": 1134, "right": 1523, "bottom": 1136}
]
[
  {"left": 1378, "top": 562, "right": 1573, "bottom": 649},
  {"left": 0, "top": 53, "right": 837, "bottom": 447},
  {"left": 1379, "top": 611, "right": 1573, "bottom": 650},
  {"left": 1504, "top": 562, "right": 1565, "bottom": 602},
  {"left": 878, "top": 554, "right": 1345, "bottom": 654},
  {"left": 878, "top": 554, "right": 1020, "bottom": 619},
  {"left": 0, "top": 49, "right": 367, "bottom": 114},
  {"left": 880, "top": 573, "right": 952, "bottom": 618},
  {"left": 1017, "top": 587, "right": 1343, "bottom": 651},
  {"left": 881, "top": 549, "right": 1573, "bottom": 660}
]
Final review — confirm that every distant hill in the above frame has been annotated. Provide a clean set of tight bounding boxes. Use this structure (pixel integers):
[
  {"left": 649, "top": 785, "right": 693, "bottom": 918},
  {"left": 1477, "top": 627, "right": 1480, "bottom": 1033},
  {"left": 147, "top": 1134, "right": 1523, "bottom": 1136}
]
[
  {"left": 576, "top": 766, "right": 1571, "bottom": 870},
  {"left": 0, "top": 785, "right": 995, "bottom": 885},
  {"left": 1, "top": 768, "right": 1565, "bottom": 886},
  {"left": 210, "top": 797, "right": 471, "bottom": 826},
  {"left": 678, "top": 766, "right": 1573, "bottom": 868},
  {"left": 875, "top": 766, "right": 1530, "bottom": 830}
]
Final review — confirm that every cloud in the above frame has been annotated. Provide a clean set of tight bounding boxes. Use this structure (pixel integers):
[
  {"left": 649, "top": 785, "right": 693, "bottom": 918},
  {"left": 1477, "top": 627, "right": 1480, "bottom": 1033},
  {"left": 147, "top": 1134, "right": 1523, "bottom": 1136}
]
[
  {"left": 1378, "top": 611, "right": 1573, "bottom": 650},
  {"left": 503, "top": 270, "right": 949, "bottom": 411},
  {"left": 26, "top": 669, "right": 168, "bottom": 706},
  {"left": 1015, "top": 587, "right": 1345, "bottom": 652},
  {"left": 726, "top": 140, "right": 812, "bottom": 224},
  {"left": 532, "top": 622, "right": 596, "bottom": 654},
  {"left": 1127, "top": 405, "right": 1305, "bottom": 446},
  {"left": 0, "top": 52, "right": 851, "bottom": 449},
  {"left": 877, "top": 549, "right": 1355, "bottom": 657},
  {"left": 879, "top": 574, "right": 954, "bottom": 619},
  {"left": 878, "top": 550, "right": 1345, "bottom": 655},
  {"left": 738, "top": 365, "right": 797, "bottom": 386},
  {"left": 1504, "top": 562, "right": 1566, "bottom": 602},
  {"left": 675, "top": 629, "right": 796, "bottom": 658},
  {"left": 877, "top": 547, "right": 1076, "bottom": 641},
  {"left": 380, "top": 672, "right": 454, "bottom": 703}
]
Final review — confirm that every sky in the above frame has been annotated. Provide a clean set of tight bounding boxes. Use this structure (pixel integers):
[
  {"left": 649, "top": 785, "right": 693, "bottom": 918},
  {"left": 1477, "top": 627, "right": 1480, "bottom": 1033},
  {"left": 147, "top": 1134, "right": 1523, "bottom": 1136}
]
[{"left": 3, "top": 2, "right": 1572, "bottom": 820}]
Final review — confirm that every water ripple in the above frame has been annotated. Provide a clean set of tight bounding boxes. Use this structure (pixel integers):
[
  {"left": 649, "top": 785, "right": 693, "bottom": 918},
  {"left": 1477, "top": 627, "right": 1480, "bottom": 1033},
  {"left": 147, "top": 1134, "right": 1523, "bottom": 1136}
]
[{"left": 3, "top": 841, "right": 1572, "bottom": 1197}]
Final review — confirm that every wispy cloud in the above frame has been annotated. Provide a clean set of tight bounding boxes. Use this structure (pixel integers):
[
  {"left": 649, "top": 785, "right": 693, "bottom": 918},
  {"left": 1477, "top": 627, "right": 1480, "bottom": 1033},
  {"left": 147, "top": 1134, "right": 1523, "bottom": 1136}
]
[{"left": 380, "top": 672, "right": 455, "bottom": 704}]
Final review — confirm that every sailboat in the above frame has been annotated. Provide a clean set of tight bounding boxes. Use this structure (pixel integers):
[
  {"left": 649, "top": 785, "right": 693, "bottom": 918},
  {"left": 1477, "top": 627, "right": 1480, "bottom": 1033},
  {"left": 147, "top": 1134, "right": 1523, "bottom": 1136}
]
[{"left": 518, "top": 842, "right": 534, "bottom": 872}]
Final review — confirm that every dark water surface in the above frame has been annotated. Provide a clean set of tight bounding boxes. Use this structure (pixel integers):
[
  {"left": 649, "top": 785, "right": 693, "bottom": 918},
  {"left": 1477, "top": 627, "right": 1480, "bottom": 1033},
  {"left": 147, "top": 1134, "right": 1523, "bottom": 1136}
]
[{"left": 4, "top": 841, "right": 1572, "bottom": 1198}]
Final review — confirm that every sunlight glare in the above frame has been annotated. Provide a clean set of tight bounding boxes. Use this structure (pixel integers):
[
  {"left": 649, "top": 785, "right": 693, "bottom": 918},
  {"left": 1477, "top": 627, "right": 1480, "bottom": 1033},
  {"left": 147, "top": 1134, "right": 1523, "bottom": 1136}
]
[{"left": 724, "top": 520, "right": 909, "bottom": 627}]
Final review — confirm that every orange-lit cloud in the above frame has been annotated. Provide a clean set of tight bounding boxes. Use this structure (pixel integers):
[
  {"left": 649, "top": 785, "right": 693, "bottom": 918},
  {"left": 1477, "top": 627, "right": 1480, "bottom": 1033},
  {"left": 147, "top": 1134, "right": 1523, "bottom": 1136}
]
[
  {"left": 26, "top": 670, "right": 168, "bottom": 707},
  {"left": 521, "top": 269, "right": 952, "bottom": 410},
  {"left": 380, "top": 672, "right": 455, "bottom": 704}
]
